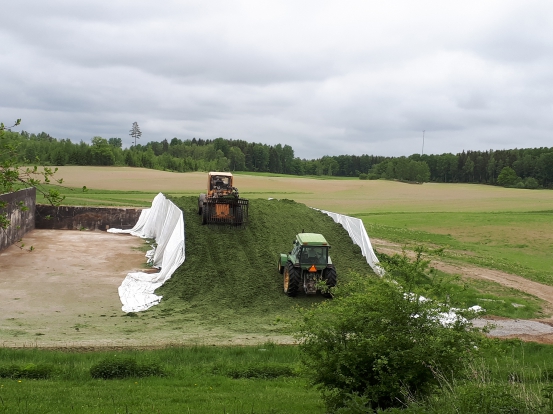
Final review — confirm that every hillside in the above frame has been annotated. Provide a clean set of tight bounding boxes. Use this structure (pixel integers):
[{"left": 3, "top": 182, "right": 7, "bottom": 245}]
[{"left": 151, "top": 196, "right": 376, "bottom": 334}]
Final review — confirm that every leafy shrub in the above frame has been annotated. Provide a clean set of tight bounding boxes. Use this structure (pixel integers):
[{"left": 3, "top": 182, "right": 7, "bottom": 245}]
[
  {"left": 359, "top": 173, "right": 369, "bottom": 180},
  {"left": 297, "top": 271, "right": 482, "bottom": 412},
  {"left": 90, "top": 356, "right": 164, "bottom": 379},
  {"left": 0, "top": 363, "right": 55, "bottom": 379}
]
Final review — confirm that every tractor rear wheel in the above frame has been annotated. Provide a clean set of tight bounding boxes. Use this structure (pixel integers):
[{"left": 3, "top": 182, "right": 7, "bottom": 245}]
[
  {"left": 283, "top": 263, "right": 300, "bottom": 297},
  {"left": 323, "top": 268, "right": 337, "bottom": 288},
  {"left": 322, "top": 268, "right": 337, "bottom": 297}
]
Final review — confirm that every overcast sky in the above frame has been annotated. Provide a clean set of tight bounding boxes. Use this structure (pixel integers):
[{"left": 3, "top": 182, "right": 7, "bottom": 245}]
[{"left": 1, "top": 1, "right": 552, "bottom": 159}]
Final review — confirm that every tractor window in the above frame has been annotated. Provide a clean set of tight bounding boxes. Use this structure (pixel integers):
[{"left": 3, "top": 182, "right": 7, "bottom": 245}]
[
  {"left": 300, "top": 246, "right": 328, "bottom": 265},
  {"left": 210, "top": 176, "right": 230, "bottom": 190}
]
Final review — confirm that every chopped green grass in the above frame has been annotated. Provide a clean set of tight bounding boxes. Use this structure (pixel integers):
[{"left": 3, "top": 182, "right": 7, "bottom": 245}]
[{"left": 152, "top": 196, "right": 375, "bottom": 332}]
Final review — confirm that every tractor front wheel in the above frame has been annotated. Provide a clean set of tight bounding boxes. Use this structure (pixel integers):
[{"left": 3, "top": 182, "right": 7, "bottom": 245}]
[
  {"left": 198, "top": 194, "right": 206, "bottom": 215},
  {"left": 201, "top": 203, "right": 209, "bottom": 225},
  {"left": 283, "top": 263, "right": 300, "bottom": 297}
]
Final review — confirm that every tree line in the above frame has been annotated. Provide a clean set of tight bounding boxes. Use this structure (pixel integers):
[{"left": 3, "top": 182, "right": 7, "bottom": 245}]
[{"left": 4, "top": 130, "right": 553, "bottom": 188}]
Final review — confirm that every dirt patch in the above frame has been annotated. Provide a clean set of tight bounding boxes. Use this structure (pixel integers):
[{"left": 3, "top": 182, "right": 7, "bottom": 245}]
[
  {"left": 372, "top": 238, "right": 553, "bottom": 343},
  {"left": 0, "top": 230, "right": 146, "bottom": 347},
  {"left": 0, "top": 229, "right": 297, "bottom": 348}
]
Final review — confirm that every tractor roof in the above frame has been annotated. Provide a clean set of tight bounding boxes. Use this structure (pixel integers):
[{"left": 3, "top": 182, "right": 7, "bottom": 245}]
[
  {"left": 296, "top": 233, "right": 329, "bottom": 246},
  {"left": 208, "top": 172, "right": 233, "bottom": 177}
]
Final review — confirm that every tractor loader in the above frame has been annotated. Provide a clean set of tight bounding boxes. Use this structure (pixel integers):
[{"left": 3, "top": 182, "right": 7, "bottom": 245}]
[{"left": 198, "top": 172, "right": 249, "bottom": 225}]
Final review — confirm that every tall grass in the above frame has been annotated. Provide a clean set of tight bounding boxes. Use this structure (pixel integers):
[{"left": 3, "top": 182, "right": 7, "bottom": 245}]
[{"left": 389, "top": 340, "right": 553, "bottom": 414}]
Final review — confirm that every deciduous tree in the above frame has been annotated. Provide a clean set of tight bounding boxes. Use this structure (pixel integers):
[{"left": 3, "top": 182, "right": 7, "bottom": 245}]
[{"left": 497, "top": 166, "right": 519, "bottom": 187}]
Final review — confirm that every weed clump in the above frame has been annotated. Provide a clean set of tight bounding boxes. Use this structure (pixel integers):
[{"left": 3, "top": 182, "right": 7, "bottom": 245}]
[
  {"left": 213, "top": 362, "right": 296, "bottom": 379},
  {"left": 0, "top": 363, "right": 55, "bottom": 379},
  {"left": 90, "top": 356, "right": 164, "bottom": 379},
  {"left": 542, "top": 368, "right": 553, "bottom": 382}
]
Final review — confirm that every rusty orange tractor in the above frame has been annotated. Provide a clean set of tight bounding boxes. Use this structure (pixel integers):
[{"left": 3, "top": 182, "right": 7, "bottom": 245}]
[{"left": 198, "top": 172, "right": 249, "bottom": 225}]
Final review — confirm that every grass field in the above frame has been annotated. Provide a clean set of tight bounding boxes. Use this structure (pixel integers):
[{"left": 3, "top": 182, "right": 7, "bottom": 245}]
[
  {"left": 0, "top": 344, "right": 323, "bottom": 413},
  {"left": 2, "top": 339, "right": 553, "bottom": 413},
  {"left": 5, "top": 166, "right": 553, "bottom": 413}
]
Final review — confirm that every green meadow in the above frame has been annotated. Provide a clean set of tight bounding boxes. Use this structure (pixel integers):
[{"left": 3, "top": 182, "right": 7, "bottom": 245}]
[
  {"left": 0, "top": 344, "right": 322, "bottom": 413},
  {"left": 2, "top": 338, "right": 553, "bottom": 412},
  {"left": 360, "top": 210, "right": 553, "bottom": 285}
]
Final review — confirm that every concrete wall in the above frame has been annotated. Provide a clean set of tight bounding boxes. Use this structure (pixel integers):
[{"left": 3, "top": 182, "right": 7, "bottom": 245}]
[
  {"left": 0, "top": 187, "right": 36, "bottom": 251},
  {"left": 35, "top": 205, "right": 142, "bottom": 231}
]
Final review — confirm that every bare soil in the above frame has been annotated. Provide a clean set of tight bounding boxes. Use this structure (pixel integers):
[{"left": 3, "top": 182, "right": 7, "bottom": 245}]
[{"left": 0, "top": 230, "right": 146, "bottom": 347}]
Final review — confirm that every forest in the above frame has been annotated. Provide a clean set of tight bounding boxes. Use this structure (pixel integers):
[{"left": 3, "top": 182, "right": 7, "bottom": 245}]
[{"left": 3, "top": 130, "right": 553, "bottom": 188}]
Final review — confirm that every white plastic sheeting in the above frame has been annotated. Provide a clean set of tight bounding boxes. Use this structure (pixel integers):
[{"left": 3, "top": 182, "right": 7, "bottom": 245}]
[
  {"left": 316, "top": 209, "right": 385, "bottom": 276},
  {"left": 108, "top": 193, "right": 185, "bottom": 312}
]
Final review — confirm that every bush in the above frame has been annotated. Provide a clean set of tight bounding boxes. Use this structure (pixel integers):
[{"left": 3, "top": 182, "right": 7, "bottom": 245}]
[
  {"left": 359, "top": 173, "right": 369, "bottom": 180},
  {"left": 0, "top": 363, "right": 55, "bottom": 379},
  {"left": 497, "top": 167, "right": 520, "bottom": 187},
  {"left": 524, "top": 177, "right": 539, "bottom": 189},
  {"left": 297, "top": 271, "right": 482, "bottom": 412},
  {"left": 90, "top": 356, "right": 164, "bottom": 379}
]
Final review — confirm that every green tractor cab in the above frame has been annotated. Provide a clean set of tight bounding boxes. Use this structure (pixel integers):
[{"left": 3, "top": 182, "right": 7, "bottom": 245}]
[{"left": 278, "top": 232, "right": 337, "bottom": 297}]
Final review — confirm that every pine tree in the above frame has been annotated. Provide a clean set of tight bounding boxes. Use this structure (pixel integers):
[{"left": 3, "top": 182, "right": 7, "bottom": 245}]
[{"left": 129, "top": 122, "right": 142, "bottom": 146}]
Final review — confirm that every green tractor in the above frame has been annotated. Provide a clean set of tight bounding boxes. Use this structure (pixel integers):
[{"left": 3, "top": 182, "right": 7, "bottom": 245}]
[{"left": 278, "top": 232, "right": 337, "bottom": 297}]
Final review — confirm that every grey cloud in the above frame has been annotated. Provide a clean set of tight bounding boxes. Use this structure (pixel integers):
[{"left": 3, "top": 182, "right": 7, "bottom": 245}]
[{"left": 2, "top": 0, "right": 553, "bottom": 159}]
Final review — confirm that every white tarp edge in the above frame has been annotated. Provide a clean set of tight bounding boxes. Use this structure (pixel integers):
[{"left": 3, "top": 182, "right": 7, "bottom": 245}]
[
  {"left": 108, "top": 193, "right": 185, "bottom": 312},
  {"left": 316, "top": 209, "right": 385, "bottom": 276}
]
